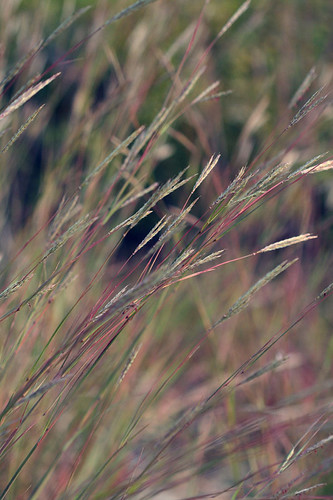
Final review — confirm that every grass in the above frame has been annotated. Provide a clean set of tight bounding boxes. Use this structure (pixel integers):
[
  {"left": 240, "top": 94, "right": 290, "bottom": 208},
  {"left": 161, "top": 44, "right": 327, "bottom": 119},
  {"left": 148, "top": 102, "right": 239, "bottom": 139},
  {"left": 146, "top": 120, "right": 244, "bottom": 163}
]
[{"left": 0, "top": 0, "right": 332, "bottom": 498}]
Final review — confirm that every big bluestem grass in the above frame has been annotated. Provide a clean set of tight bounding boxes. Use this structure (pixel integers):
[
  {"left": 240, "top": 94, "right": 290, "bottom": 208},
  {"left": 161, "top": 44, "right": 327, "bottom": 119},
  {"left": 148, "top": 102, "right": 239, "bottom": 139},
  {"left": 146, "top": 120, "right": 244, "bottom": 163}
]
[{"left": 0, "top": 1, "right": 332, "bottom": 498}]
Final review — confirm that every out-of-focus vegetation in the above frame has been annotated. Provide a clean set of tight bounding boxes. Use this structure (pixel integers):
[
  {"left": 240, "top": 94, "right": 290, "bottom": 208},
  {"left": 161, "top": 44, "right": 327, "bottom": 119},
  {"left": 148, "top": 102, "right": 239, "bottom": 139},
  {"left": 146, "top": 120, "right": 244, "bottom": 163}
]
[{"left": 0, "top": 1, "right": 332, "bottom": 498}]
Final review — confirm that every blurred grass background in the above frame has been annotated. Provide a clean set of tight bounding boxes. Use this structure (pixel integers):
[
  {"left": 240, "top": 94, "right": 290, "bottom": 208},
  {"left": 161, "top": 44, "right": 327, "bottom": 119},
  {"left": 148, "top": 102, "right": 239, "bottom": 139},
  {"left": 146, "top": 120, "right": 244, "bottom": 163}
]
[{"left": 0, "top": 0, "right": 332, "bottom": 498}]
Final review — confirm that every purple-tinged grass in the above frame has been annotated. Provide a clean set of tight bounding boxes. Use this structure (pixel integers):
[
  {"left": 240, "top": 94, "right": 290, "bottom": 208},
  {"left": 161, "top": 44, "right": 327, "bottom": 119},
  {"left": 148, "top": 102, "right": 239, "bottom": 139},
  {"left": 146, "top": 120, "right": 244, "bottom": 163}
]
[{"left": 0, "top": 1, "right": 332, "bottom": 499}]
